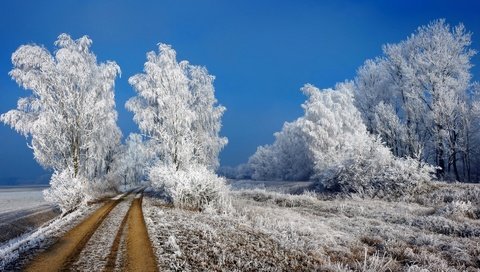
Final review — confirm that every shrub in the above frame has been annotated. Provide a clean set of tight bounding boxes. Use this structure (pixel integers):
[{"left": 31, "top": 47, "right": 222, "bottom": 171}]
[
  {"left": 84, "top": 177, "right": 119, "bottom": 201},
  {"left": 317, "top": 137, "right": 435, "bottom": 199},
  {"left": 43, "top": 168, "right": 85, "bottom": 214},
  {"left": 149, "top": 163, "right": 231, "bottom": 212}
]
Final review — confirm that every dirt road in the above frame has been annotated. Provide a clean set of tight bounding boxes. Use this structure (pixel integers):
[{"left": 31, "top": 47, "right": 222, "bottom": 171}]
[{"left": 23, "top": 189, "right": 158, "bottom": 272}]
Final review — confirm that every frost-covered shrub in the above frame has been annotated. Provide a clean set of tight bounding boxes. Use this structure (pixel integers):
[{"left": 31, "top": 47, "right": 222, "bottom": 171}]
[
  {"left": 321, "top": 139, "right": 435, "bottom": 198},
  {"left": 84, "top": 177, "right": 119, "bottom": 201},
  {"left": 248, "top": 120, "right": 313, "bottom": 181},
  {"left": 43, "top": 169, "right": 85, "bottom": 213},
  {"left": 301, "top": 83, "right": 435, "bottom": 198},
  {"left": 436, "top": 200, "right": 474, "bottom": 218},
  {"left": 149, "top": 163, "right": 231, "bottom": 212}
]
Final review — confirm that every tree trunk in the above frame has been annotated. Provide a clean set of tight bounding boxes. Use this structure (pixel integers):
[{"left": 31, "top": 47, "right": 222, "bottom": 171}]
[
  {"left": 436, "top": 141, "right": 445, "bottom": 179},
  {"left": 452, "top": 151, "right": 460, "bottom": 182},
  {"left": 72, "top": 135, "right": 80, "bottom": 177}
]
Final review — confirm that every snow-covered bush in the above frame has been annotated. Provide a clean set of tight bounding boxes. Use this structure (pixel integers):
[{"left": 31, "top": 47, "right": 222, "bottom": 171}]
[
  {"left": 149, "top": 163, "right": 231, "bottom": 212},
  {"left": 43, "top": 169, "right": 85, "bottom": 213},
  {"left": 84, "top": 177, "right": 119, "bottom": 201},
  {"left": 322, "top": 144, "right": 435, "bottom": 198},
  {"left": 436, "top": 200, "right": 474, "bottom": 218},
  {"left": 303, "top": 83, "right": 435, "bottom": 198}
]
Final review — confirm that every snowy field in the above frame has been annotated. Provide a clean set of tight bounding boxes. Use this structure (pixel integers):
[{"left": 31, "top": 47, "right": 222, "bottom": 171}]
[
  {"left": 144, "top": 181, "right": 480, "bottom": 271},
  {"left": 0, "top": 186, "right": 50, "bottom": 214},
  {"left": 0, "top": 186, "right": 60, "bottom": 245}
]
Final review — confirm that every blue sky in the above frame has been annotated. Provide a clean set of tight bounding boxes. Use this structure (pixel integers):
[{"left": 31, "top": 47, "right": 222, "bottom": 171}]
[{"left": 0, "top": 0, "right": 479, "bottom": 184}]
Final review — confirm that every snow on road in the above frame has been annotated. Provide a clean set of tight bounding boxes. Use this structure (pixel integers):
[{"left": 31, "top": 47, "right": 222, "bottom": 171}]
[{"left": 71, "top": 194, "right": 134, "bottom": 271}]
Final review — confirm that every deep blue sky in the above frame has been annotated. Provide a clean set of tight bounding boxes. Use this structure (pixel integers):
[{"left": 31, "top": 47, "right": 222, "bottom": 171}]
[{"left": 0, "top": 0, "right": 479, "bottom": 184}]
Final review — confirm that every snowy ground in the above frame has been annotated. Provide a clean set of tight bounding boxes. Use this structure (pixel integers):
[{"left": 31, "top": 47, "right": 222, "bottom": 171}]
[
  {"left": 1, "top": 181, "right": 479, "bottom": 271},
  {"left": 227, "top": 179, "right": 313, "bottom": 193},
  {"left": 0, "top": 186, "right": 60, "bottom": 244},
  {"left": 70, "top": 194, "right": 133, "bottom": 271},
  {"left": 144, "top": 181, "right": 480, "bottom": 271},
  {"left": 0, "top": 186, "right": 51, "bottom": 213}
]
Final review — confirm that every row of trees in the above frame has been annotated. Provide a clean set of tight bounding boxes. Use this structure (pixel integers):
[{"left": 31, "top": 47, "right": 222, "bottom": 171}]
[
  {"left": 240, "top": 19, "right": 479, "bottom": 187},
  {"left": 1, "top": 35, "right": 228, "bottom": 212}
]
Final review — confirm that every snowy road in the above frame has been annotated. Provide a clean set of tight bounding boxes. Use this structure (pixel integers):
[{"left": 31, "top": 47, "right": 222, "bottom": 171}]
[{"left": 20, "top": 187, "right": 158, "bottom": 272}]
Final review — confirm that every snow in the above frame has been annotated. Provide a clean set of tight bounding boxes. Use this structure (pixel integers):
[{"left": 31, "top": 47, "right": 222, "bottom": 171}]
[{"left": 0, "top": 186, "right": 51, "bottom": 214}]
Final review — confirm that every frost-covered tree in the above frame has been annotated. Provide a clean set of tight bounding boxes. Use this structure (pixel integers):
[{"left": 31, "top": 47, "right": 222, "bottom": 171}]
[
  {"left": 108, "top": 133, "right": 153, "bottom": 189},
  {"left": 183, "top": 63, "right": 228, "bottom": 170},
  {"left": 355, "top": 19, "right": 477, "bottom": 181},
  {"left": 372, "top": 102, "right": 407, "bottom": 157},
  {"left": 127, "top": 44, "right": 194, "bottom": 171},
  {"left": 248, "top": 119, "right": 313, "bottom": 181},
  {"left": 0, "top": 34, "right": 121, "bottom": 210},
  {"left": 128, "top": 44, "right": 229, "bottom": 211},
  {"left": 354, "top": 58, "right": 396, "bottom": 132},
  {"left": 127, "top": 44, "right": 226, "bottom": 171},
  {"left": 300, "top": 83, "right": 434, "bottom": 196}
]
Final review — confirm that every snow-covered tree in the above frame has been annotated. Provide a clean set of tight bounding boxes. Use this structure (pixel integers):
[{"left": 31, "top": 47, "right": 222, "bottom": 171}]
[
  {"left": 248, "top": 119, "right": 313, "bottom": 181},
  {"left": 108, "top": 133, "right": 153, "bottom": 189},
  {"left": 372, "top": 102, "right": 407, "bottom": 157},
  {"left": 355, "top": 19, "right": 477, "bottom": 181},
  {"left": 1, "top": 34, "right": 122, "bottom": 210},
  {"left": 300, "top": 83, "right": 434, "bottom": 196},
  {"left": 354, "top": 58, "right": 396, "bottom": 132},
  {"left": 183, "top": 63, "right": 228, "bottom": 170},
  {"left": 126, "top": 44, "right": 226, "bottom": 171},
  {"left": 127, "top": 44, "right": 194, "bottom": 171},
  {"left": 128, "top": 43, "right": 229, "bottom": 211}
]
